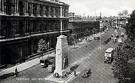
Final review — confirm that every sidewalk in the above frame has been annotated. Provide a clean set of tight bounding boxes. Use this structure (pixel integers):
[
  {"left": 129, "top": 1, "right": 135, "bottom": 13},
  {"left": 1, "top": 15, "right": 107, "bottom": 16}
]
[{"left": 0, "top": 53, "right": 55, "bottom": 77}]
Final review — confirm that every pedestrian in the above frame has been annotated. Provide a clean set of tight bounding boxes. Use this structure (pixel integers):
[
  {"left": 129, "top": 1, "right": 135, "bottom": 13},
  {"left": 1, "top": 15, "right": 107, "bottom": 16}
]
[
  {"left": 15, "top": 68, "right": 19, "bottom": 77},
  {"left": 73, "top": 71, "right": 77, "bottom": 76}
]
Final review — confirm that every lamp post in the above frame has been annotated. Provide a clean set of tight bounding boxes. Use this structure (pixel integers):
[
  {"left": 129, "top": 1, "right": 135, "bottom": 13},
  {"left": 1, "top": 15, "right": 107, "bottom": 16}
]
[{"left": 99, "top": 12, "right": 102, "bottom": 50}]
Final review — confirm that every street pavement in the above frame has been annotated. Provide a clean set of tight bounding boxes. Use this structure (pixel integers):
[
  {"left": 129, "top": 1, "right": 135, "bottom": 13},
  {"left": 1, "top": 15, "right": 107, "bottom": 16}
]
[
  {"left": 69, "top": 38, "right": 119, "bottom": 83},
  {"left": 1, "top": 28, "right": 124, "bottom": 83}
]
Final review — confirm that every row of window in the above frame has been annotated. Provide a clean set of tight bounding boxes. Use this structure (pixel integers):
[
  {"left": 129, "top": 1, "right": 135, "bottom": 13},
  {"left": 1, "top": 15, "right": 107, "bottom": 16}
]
[
  {"left": 0, "top": 0, "right": 69, "bottom": 17},
  {"left": 0, "top": 20, "right": 68, "bottom": 39}
]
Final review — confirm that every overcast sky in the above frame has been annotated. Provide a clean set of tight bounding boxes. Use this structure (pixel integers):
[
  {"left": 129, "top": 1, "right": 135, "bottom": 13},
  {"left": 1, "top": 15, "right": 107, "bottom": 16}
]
[{"left": 62, "top": 0, "right": 135, "bottom": 16}]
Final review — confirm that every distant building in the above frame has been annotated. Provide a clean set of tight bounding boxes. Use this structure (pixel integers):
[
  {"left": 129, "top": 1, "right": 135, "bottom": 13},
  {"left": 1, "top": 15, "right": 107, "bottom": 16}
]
[
  {"left": 68, "top": 12, "right": 97, "bottom": 22},
  {"left": 0, "top": 0, "right": 69, "bottom": 66},
  {"left": 68, "top": 21, "right": 100, "bottom": 45},
  {"left": 117, "top": 16, "right": 129, "bottom": 28},
  {"left": 68, "top": 12, "right": 81, "bottom": 22},
  {"left": 112, "top": 15, "right": 129, "bottom": 29}
]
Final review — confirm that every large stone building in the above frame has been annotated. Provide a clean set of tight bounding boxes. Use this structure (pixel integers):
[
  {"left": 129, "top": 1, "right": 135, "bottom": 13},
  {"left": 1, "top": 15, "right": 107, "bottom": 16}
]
[{"left": 0, "top": 0, "right": 69, "bottom": 66}]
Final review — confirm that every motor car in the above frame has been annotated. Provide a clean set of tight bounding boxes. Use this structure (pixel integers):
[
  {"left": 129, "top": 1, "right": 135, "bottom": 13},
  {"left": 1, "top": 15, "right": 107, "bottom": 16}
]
[
  {"left": 48, "top": 64, "right": 55, "bottom": 73},
  {"left": 121, "top": 32, "right": 124, "bottom": 37},
  {"left": 118, "top": 38, "right": 123, "bottom": 43},
  {"left": 70, "top": 64, "right": 79, "bottom": 71},
  {"left": 113, "top": 37, "right": 117, "bottom": 43},
  {"left": 111, "top": 34, "right": 114, "bottom": 38},
  {"left": 40, "top": 55, "right": 55, "bottom": 68},
  {"left": 81, "top": 68, "right": 91, "bottom": 78},
  {"left": 116, "top": 34, "right": 119, "bottom": 38},
  {"left": 94, "top": 36, "right": 100, "bottom": 40}
]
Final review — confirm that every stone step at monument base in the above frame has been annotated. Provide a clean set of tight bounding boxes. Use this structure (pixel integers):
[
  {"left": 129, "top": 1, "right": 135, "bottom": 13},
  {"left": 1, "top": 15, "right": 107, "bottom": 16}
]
[{"left": 45, "top": 71, "right": 80, "bottom": 83}]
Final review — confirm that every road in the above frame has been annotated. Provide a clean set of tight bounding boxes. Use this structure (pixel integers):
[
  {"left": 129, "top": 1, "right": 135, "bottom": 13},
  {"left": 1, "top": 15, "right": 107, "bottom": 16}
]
[{"left": 1, "top": 28, "right": 124, "bottom": 83}]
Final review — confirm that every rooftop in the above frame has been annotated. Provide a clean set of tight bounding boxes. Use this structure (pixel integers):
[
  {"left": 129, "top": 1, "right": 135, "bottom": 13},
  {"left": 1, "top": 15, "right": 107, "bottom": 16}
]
[{"left": 39, "top": 0, "right": 69, "bottom": 6}]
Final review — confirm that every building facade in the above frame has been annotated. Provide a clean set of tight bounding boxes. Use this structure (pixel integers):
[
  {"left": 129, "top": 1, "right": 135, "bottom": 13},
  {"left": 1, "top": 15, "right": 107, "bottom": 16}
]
[
  {"left": 68, "top": 12, "right": 102, "bottom": 45},
  {"left": 68, "top": 21, "right": 100, "bottom": 45},
  {"left": 111, "top": 16, "right": 129, "bottom": 29},
  {"left": 0, "top": 0, "right": 69, "bottom": 66}
]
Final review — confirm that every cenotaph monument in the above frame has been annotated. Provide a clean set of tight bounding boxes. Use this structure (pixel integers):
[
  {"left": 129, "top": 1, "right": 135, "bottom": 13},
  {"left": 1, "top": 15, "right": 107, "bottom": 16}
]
[
  {"left": 54, "top": 35, "right": 68, "bottom": 77},
  {"left": 54, "top": 6, "right": 69, "bottom": 77}
]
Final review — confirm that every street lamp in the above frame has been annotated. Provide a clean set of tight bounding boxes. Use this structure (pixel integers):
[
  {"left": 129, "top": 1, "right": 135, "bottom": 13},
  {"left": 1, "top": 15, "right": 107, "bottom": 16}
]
[
  {"left": 99, "top": 20, "right": 102, "bottom": 50},
  {"left": 99, "top": 12, "right": 103, "bottom": 50}
]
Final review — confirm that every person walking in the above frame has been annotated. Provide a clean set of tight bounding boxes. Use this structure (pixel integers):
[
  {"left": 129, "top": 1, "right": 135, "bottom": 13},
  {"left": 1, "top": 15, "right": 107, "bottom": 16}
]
[
  {"left": 73, "top": 71, "right": 77, "bottom": 76},
  {"left": 15, "top": 68, "right": 19, "bottom": 77}
]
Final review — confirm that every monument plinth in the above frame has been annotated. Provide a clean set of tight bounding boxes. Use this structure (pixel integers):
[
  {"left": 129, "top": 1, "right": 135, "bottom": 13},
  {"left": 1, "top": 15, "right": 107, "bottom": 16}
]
[{"left": 54, "top": 35, "right": 68, "bottom": 77}]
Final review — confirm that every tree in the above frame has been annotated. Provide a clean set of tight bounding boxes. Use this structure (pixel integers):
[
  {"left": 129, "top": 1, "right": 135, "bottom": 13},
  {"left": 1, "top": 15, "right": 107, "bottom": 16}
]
[
  {"left": 125, "top": 10, "right": 135, "bottom": 42},
  {"left": 122, "top": 10, "right": 128, "bottom": 16},
  {"left": 118, "top": 10, "right": 128, "bottom": 17},
  {"left": 113, "top": 10, "right": 135, "bottom": 83},
  {"left": 37, "top": 39, "right": 47, "bottom": 53},
  {"left": 112, "top": 45, "right": 129, "bottom": 80},
  {"left": 112, "top": 41, "right": 135, "bottom": 82},
  {"left": 118, "top": 12, "right": 123, "bottom": 17}
]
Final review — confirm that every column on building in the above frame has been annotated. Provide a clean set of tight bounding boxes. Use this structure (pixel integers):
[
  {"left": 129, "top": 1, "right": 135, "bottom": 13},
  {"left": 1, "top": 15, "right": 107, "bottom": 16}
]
[
  {"left": 33, "top": 4, "right": 36, "bottom": 16},
  {"left": 65, "top": 7, "right": 68, "bottom": 17},
  {"left": 55, "top": 7, "right": 58, "bottom": 17},
  {"left": 43, "top": 5, "right": 46, "bottom": 17},
  {"left": 23, "top": 1, "right": 26, "bottom": 16},
  {"left": 30, "top": 3, "right": 34, "bottom": 16},
  {"left": 53, "top": 7, "right": 56, "bottom": 17},
  {"left": 53, "top": 22, "right": 56, "bottom": 31},
  {"left": 48, "top": 6, "right": 51, "bottom": 17},
  {"left": 13, "top": 0, "right": 16, "bottom": 15},
  {"left": 0, "top": 0, "right": 1, "bottom": 14},
  {"left": 29, "top": 20, "right": 33, "bottom": 33},
  {"left": 30, "top": 39, "right": 33, "bottom": 55},
  {"left": 51, "top": 7, "right": 53, "bottom": 17},
  {"left": 27, "top": 2, "right": 30, "bottom": 16},
  {"left": 24, "top": 20, "right": 28, "bottom": 35},
  {"left": 23, "top": 20, "right": 26, "bottom": 35},
  {"left": 37, "top": 21, "right": 41, "bottom": 32},
  {"left": 26, "top": 2, "right": 29, "bottom": 16},
  {"left": 14, "top": 0, "right": 19, "bottom": 16},
  {"left": 10, "top": 0, "right": 14, "bottom": 15},
  {"left": 1, "top": 0, "right": 5, "bottom": 15},
  {"left": 36, "top": 4, "right": 40, "bottom": 17},
  {"left": 62, "top": 7, "right": 65, "bottom": 17},
  {"left": 18, "top": 45, "right": 23, "bottom": 62},
  {"left": 15, "top": 20, "right": 19, "bottom": 36},
  {"left": 11, "top": 20, "right": 17, "bottom": 37},
  {"left": 58, "top": 7, "right": 60, "bottom": 17},
  {"left": 43, "top": 21, "right": 47, "bottom": 32},
  {"left": 0, "top": 16, "right": 2, "bottom": 38},
  {"left": 50, "top": 21, "right": 53, "bottom": 31},
  {"left": 52, "top": 21, "right": 56, "bottom": 31},
  {"left": 40, "top": 5, "right": 43, "bottom": 16},
  {"left": 11, "top": 0, "right": 16, "bottom": 16},
  {"left": 40, "top": 21, "right": 43, "bottom": 32},
  {"left": 24, "top": 1, "right": 28, "bottom": 16}
]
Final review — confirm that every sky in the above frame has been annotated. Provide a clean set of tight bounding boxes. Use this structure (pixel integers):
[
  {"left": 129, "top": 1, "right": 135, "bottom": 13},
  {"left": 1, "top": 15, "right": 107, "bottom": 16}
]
[{"left": 62, "top": 0, "right": 135, "bottom": 16}]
